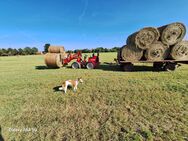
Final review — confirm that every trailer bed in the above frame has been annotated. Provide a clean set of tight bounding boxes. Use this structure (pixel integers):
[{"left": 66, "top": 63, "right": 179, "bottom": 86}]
[
  {"left": 118, "top": 59, "right": 188, "bottom": 71},
  {"left": 119, "top": 60, "right": 188, "bottom": 64}
]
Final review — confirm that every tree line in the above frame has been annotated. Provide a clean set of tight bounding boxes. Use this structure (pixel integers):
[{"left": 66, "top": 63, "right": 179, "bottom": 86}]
[
  {"left": 70, "top": 47, "right": 120, "bottom": 53},
  {"left": 44, "top": 44, "right": 120, "bottom": 53},
  {"left": 0, "top": 44, "right": 120, "bottom": 56},
  {"left": 0, "top": 47, "right": 38, "bottom": 56}
]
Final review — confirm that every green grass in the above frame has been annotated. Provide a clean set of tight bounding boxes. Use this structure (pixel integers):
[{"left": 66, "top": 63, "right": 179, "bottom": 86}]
[{"left": 0, "top": 53, "right": 188, "bottom": 141}]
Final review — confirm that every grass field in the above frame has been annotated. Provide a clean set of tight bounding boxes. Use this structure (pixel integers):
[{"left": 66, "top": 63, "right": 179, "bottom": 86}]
[{"left": 0, "top": 52, "right": 188, "bottom": 141}]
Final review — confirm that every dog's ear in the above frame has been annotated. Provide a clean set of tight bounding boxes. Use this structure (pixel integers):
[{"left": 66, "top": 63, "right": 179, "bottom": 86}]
[{"left": 78, "top": 77, "right": 82, "bottom": 80}]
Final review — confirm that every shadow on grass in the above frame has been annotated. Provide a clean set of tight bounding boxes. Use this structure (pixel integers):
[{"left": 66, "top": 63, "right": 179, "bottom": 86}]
[
  {"left": 53, "top": 86, "right": 62, "bottom": 92},
  {"left": 0, "top": 126, "right": 4, "bottom": 141},
  {"left": 35, "top": 66, "right": 59, "bottom": 70},
  {"left": 53, "top": 85, "right": 75, "bottom": 94},
  {"left": 35, "top": 65, "right": 164, "bottom": 72},
  {"left": 97, "top": 64, "right": 122, "bottom": 71},
  {"left": 97, "top": 64, "right": 164, "bottom": 72}
]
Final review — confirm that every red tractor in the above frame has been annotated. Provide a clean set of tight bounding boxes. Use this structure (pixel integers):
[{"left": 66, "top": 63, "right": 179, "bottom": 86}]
[{"left": 62, "top": 52, "right": 100, "bottom": 69}]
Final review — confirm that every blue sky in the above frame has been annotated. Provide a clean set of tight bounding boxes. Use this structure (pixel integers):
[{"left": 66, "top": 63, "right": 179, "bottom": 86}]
[{"left": 0, "top": 0, "right": 188, "bottom": 51}]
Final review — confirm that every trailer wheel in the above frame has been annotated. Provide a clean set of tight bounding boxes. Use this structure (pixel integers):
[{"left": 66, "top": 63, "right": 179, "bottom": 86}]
[
  {"left": 164, "top": 62, "right": 177, "bottom": 71},
  {"left": 86, "top": 62, "right": 94, "bottom": 69},
  {"left": 71, "top": 62, "right": 80, "bottom": 69},
  {"left": 122, "top": 63, "right": 134, "bottom": 72},
  {"left": 153, "top": 62, "right": 165, "bottom": 70}
]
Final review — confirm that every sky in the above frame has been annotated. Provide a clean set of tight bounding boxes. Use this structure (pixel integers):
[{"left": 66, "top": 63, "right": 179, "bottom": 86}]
[{"left": 0, "top": 0, "right": 188, "bottom": 51}]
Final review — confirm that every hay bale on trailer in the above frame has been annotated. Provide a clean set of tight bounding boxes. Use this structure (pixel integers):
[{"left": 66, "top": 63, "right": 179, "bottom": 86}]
[
  {"left": 170, "top": 41, "right": 188, "bottom": 60},
  {"left": 44, "top": 53, "right": 63, "bottom": 68},
  {"left": 48, "top": 46, "right": 65, "bottom": 53},
  {"left": 145, "top": 41, "right": 169, "bottom": 61},
  {"left": 158, "top": 22, "right": 186, "bottom": 46},
  {"left": 121, "top": 45, "right": 143, "bottom": 61},
  {"left": 127, "top": 27, "right": 160, "bottom": 50}
]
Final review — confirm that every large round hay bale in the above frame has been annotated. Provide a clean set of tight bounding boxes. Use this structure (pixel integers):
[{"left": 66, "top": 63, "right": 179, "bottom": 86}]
[
  {"left": 121, "top": 45, "right": 143, "bottom": 62},
  {"left": 158, "top": 22, "right": 186, "bottom": 45},
  {"left": 45, "top": 53, "right": 63, "bottom": 68},
  {"left": 60, "top": 52, "right": 68, "bottom": 60},
  {"left": 145, "top": 42, "right": 169, "bottom": 61},
  {"left": 48, "top": 46, "right": 65, "bottom": 53},
  {"left": 171, "top": 41, "right": 188, "bottom": 60},
  {"left": 127, "top": 27, "right": 160, "bottom": 50}
]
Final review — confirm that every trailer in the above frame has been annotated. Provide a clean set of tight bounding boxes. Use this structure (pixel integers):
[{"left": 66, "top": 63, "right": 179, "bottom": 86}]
[{"left": 118, "top": 59, "right": 188, "bottom": 71}]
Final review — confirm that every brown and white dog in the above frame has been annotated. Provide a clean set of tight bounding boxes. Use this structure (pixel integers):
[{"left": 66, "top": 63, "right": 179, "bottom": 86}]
[{"left": 59, "top": 78, "right": 83, "bottom": 93}]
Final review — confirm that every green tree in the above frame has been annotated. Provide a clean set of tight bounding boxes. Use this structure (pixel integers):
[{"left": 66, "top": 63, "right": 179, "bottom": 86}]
[
  {"left": 23, "top": 47, "right": 32, "bottom": 55},
  {"left": 1, "top": 48, "right": 8, "bottom": 56},
  {"left": 66, "top": 50, "right": 73, "bottom": 53},
  {"left": 18, "top": 48, "right": 24, "bottom": 55},
  {"left": 31, "top": 47, "right": 38, "bottom": 54},
  {"left": 12, "top": 49, "right": 18, "bottom": 55},
  {"left": 44, "top": 43, "right": 50, "bottom": 53},
  {"left": 7, "top": 48, "right": 13, "bottom": 56},
  {"left": 82, "top": 49, "right": 91, "bottom": 53},
  {"left": 0, "top": 49, "right": 2, "bottom": 56}
]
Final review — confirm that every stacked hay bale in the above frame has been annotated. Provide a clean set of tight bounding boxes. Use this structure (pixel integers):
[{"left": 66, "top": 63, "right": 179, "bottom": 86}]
[
  {"left": 119, "top": 22, "right": 188, "bottom": 62},
  {"left": 45, "top": 46, "right": 67, "bottom": 68}
]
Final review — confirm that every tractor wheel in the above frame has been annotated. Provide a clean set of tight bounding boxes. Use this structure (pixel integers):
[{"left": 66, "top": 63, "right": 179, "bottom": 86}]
[
  {"left": 71, "top": 62, "right": 80, "bottom": 69},
  {"left": 86, "top": 62, "right": 94, "bottom": 69},
  {"left": 153, "top": 62, "right": 165, "bottom": 71}
]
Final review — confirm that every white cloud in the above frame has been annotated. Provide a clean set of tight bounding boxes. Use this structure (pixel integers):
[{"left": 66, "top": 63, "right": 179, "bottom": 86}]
[{"left": 78, "top": 0, "right": 89, "bottom": 22}]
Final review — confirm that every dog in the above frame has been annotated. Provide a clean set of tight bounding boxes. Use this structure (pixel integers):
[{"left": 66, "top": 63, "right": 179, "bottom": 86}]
[{"left": 59, "top": 78, "right": 83, "bottom": 93}]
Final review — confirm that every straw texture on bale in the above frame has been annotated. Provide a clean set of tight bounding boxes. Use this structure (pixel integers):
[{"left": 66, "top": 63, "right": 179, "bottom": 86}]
[
  {"left": 121, "top": 45, "right": 143, "bottom": 62},
  {"left": 158, "top": 22, "right": 186, "bottom": 45},
  {"left": 60, "top": 52, "right": 68, "bottom": 60},
  {"left": 45, "top": 53, "right": 63, "bottom": 68},
  {"left": 145, "top": 42, "right": 169, "bottom": 61},
  {"left": 127, "top": 27, "right": 160, "bottom": 50},
  {"left": 48, "top": 46, "right": 65, "bottom": 53},
  {"left": 171, "top": 41, "right": 188, "bottom": 60}
]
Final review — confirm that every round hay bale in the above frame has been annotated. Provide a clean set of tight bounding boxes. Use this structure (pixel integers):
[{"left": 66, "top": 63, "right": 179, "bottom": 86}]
[
  {"left": 145, "top": 42, "right": 169, "bottom": 61},
  {"left": 121, "top": 45, "right": 143, "bottom": 62},
  {"left": 127, "top": 27, "right": 160, "bottom": 50},
  {"left": 158, "top": 22, "right": 186, "bottom": 45},
  {"left": 44, "top": 53, "right": 63, "bottom": 68},
  {"left": 60, "top": 52, "right": 68, "bottom": 60},
  {"left": 171, "top": 41, "right": 188, "bottom": 60},
  {"left": 48, "top": 46, "right": 65, "bottom": 53}
]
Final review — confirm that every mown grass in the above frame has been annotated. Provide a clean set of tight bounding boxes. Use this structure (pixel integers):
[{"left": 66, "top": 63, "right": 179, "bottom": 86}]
[{"left": 0, "top": 53, "right": 188, "bottom": 141}]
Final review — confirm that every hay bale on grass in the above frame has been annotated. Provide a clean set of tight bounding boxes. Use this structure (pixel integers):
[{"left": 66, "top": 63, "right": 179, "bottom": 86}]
[
  {"left": 158, "top": 22, "right": 186, "bottom": 45},
  {"left": 60, "top": 52, "right": 68, "bottom": 60},
  {"left": 121, "top": 45, "right": 143, "bottom": 62},
  {"left": 127, "top": 27, "right": 160, "bottom": 50},
  {"left": 48, "top": 46, "right": 65, "bottom": 53},
  {"left": 171, "top": 41, "right": 188, "bottom": 60},
  {"left": 145, "top": 42, "right": 169, "bottom": 61},
  {"left": 45, "top": 53, "right": 62, "bottom": 68}
]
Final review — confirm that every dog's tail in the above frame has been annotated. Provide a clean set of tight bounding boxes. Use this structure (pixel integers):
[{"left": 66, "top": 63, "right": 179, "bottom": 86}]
[{"left": 59, "top": 87, "right": 63, "bottom": 90}]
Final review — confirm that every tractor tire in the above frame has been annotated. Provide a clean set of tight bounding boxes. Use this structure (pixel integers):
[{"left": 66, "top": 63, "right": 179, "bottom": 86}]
[
  {"left": 86, "top": 62, "right": 94, "bottom": 69},
  {"left": 153, "top": 62, "right": 165, "bottom": 71},
  {"left": 71, "top": 62, "right": 80, "bottom": 69}
]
